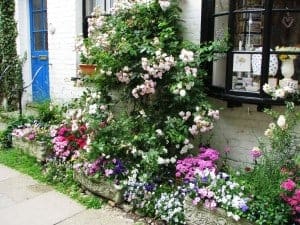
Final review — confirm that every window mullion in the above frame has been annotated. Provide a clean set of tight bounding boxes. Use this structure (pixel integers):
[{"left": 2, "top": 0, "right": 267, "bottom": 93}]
[{"left": 260, "top": 0, "right": 273, "bottom": 96}]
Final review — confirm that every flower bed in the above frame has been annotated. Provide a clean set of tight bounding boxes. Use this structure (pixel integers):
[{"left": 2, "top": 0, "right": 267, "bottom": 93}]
[
  {"left": 73, "top": 171, "right": 124, "bottom": 204},
  {"left": 184, "top": 197, "right": 254, "bottom": 225}
]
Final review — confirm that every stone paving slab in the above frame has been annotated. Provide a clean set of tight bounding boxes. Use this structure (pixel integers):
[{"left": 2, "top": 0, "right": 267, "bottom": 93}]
[
  {"left": 0, "top": 175, "right": 52, "bottom": 203},
  {"left": 57, "top": 206, "right": 135, "bottom": 225},
  {"left": 0, "top": 164, "right": 20, "bottom": 181},
  {"left": 0, "top": 191, "right": 84, "bottom": 225},
  {"left": 0, "top": 164, "right": 141, "bottom": 225},
  {"left": 0, "top": 193, "right": 15, "bottom": 209}
]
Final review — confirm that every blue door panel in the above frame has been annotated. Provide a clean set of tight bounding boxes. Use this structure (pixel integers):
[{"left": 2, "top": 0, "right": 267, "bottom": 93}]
[{"left": 30, "top": 0, "right": 50, "bottom": 102}]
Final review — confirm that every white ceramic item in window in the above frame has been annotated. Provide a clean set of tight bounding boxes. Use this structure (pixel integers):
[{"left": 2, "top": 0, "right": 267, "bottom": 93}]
[
  {"left": 279, "top": 58, "right": 298, "bottom": 89},
  {"left": 251, "top": 47, "right": 278, "bottom": 76}
]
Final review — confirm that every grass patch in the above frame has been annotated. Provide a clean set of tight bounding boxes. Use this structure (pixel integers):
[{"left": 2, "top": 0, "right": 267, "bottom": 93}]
[{"left": 0, "top": 148, "right": 104, "bottom": 209}]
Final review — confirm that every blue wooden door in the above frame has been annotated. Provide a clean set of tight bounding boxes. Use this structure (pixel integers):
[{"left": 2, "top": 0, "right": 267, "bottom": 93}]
[{"left": 30, "top": 0, "right": 49, "bottom": 102}]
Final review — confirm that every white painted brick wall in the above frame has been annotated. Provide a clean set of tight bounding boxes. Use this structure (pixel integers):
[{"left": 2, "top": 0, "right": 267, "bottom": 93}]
[
  {"left": 15, "top": 0, "right": 32, "bottom": 106},
  {"left": 47, "top": 0, "right": 85, "bottom": 103},
  {"left": 180, "top": 0, "right": 202, "bottom": 43}
]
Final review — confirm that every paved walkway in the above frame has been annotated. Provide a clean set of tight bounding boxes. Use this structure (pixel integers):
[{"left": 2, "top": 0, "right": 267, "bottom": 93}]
[{"left": 0, "top": 164, "right": 136, "bottom": 225}]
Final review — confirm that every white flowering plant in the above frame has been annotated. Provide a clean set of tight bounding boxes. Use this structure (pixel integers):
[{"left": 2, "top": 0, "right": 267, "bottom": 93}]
[
  {"left": 263, "top": 83, "right": 299, "bottom": 101},
  {"left": 154, "top": 187, "right": 186, "bottom": 225}
]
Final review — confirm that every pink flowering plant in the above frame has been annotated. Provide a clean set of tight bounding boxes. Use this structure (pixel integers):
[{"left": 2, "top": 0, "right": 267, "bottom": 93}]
[
  {"left": 12, "top": 123, "right": 39, "bottom": 141},
  {"left": 232, "top": 102, "right": 300, "bottom": 224},
  {"left": 280, "top": 178, "right": 300, "bottom": 223},
  {"left": 51, "top": 123, "right": 87, "bottom": 161}
]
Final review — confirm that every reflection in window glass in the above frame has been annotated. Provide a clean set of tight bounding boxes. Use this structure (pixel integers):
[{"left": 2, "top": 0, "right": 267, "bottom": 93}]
[
  {"left": 215, "top": 0, "right": 229, "bottom": 13},
  {"left": 33, "top": 12, "right": 43, "bottom": 30},
  {"left": 234, "top": 12, "right": 263, "bottom": 50},
  {"left": 34, "top": 32, "right": 43, "bottom": 50},
  {"left": 273, "top": 0, "right": 300, "bottom": 9},
  {"left": 235, "top": 0, "right": 263, "bottom": 9},
  {"left": 271, "top": 12, "right": 300, "bottom": 48},
  {"left": 32, "top": 0, "right": 42, "bottom": 10},
  {"left": 213, "top": 54, "right": 227, "bottom": 88},
  {"left": 214, "top": 16, "right": 228, "bottom": 41}
]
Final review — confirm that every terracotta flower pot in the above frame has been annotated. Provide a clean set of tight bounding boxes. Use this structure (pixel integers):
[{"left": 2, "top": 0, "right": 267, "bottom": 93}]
[{"left": 79, "top": 64, "right": 97, "bottom": 75}]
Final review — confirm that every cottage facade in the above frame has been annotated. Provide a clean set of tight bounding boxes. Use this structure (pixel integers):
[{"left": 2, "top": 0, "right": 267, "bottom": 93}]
[{"left": 14, "top": 0, "right": 299, "bottom": 166}]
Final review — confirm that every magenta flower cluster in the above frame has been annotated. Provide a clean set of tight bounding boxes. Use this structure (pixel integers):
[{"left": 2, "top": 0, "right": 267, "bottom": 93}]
[
  {"left": 51, "top": 124, "right": 87, "bottom": 160},
  {"left": 175, "top": 147, "right": 219, "bottom": 181},
  {"left": 281, "top": 178, "right": 300, "bottom": 223}
]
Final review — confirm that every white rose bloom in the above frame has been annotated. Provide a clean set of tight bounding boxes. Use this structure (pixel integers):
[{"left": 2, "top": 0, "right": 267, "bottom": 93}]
[
  {"left": 269, "top": 122, "right": 276, "bottom": 129},
  {"left": 277, "top": 115, "right": 287, "bottom": 129},
  {"left": 262, "top": 83, "right": 274, "bottom": 94},
  {"left": 163, "top": 147, "right": 168, "bottom": 153},
  {"left": 170, "top": 157, "right": 176, "bottom": 164},
  {"left": 157, "top": 157, "right": 165, "bottom": 164},
  {"left": 88, "top": 104, "right": 98, "bottom": 115},
  {"left": 184, "top": 139, "right": 189, "bottom": 144},
  {"left": 159, "top": 0, "right": 171, "bottom": 11},
  {"left": 264, "top": 128, "right": 273, "bottom": 137},
  {"left": 179, "top": 111, "right": 185, "bottom": 117},
  {"left": 155, "top": 129, "right": 164, "bottom": 136},
  {"left": 274, "top": 88, "right": 285, "bottom": 99},
  {"left": 71, "top": 122, "right": 78, "bottom": 131},
  {"left": 179, "top": 89, "right": 186, "bottom": 97}
]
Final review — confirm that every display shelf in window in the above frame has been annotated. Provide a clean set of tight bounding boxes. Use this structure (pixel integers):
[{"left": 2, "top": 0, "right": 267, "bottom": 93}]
[{"left": 202, "top": 0, "right": 300, "bottom": 107}]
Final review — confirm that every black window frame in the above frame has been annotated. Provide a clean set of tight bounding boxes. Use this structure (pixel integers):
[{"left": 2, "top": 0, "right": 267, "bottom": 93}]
[
  {"left": 82, "top": 0, "right": 113, "bottom": 37},
  {"left": 202, "top": 0, "right": 300, "bottom": 107}
]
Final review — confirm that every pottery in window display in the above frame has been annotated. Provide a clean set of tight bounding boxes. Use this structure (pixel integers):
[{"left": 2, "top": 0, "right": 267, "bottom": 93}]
[
  {"left": 251, "top": 47, "right": 278, "bottom": 76},
  {"left": 279, "top": 58, "right": 298, "bottom": 89}
]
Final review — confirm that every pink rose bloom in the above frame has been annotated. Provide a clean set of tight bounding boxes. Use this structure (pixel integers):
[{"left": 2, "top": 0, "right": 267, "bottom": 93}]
[
  {"left": 281, "top": 179, "right": 296, "bottom": 191},
  {"left": 250, "top": 147, "right": 262, "bottom": 159},
  {"left": 27, "top": 133, "right": 36, "bottom": 141}
]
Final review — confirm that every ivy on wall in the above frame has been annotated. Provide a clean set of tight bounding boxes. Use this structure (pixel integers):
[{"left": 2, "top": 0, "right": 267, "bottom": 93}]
[{"left": 0, "top": 0, "right": 23, "bottom": 110}]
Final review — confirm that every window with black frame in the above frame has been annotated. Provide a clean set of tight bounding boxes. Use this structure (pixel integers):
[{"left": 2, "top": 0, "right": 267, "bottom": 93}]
[
  {"left": 202, "top": 0, "right": 300, "bottom": 105},
  {"left": 83, "top": 0, "right": 114, "bottom": 37}
]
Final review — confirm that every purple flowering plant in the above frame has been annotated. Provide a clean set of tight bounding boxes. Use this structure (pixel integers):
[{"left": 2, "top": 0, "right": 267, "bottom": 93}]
[
  {"left": 76, "top": 157, "right": 127, "bottom": 183},
  {"left": 176, "top": 146, "right": 249, "bottom": 221},
  {"left": 175, "top": 147, "right": 219, "bottom": 182}
]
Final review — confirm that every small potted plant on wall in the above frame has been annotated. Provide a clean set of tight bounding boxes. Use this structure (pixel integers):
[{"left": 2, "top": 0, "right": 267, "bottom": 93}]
[{"left": 75, "top": 35, "right": 97, "bottom": 75}]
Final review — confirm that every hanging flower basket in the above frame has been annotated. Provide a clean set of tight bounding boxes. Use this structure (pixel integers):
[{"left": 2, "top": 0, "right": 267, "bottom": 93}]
[
  {"left": 79, "top": 64, "right": 97, "bottom": 75},
  {"left": 73, "top": 171, "right": 124, "bottom": 204}
]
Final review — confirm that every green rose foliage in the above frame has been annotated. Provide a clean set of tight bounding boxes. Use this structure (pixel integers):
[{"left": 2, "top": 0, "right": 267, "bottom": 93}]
[{"left": 73, "top": 0, "right": 227, "bottom": 182}]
